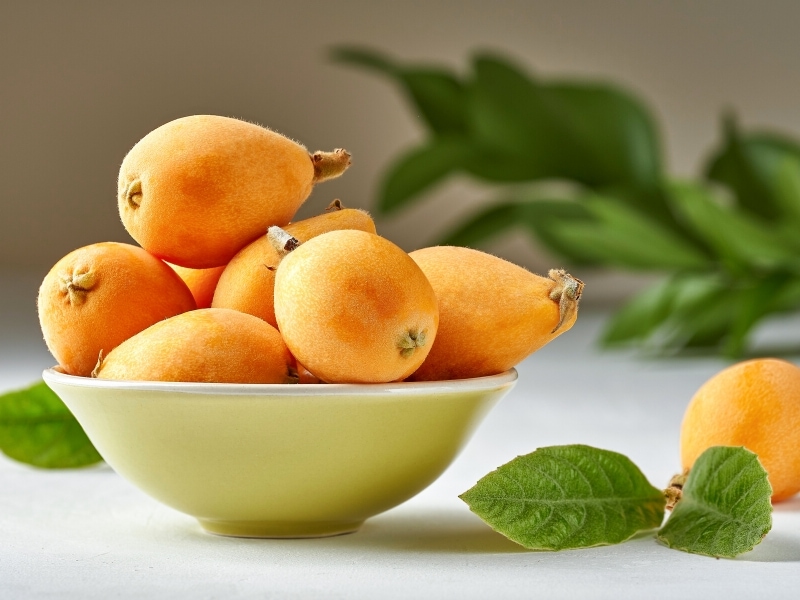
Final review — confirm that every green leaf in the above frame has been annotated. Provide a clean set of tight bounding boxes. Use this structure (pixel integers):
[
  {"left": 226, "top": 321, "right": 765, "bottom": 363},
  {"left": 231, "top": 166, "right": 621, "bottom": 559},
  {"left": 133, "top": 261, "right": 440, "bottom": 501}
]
[
  {"left": 547, "top": 82, "right": 662, "bottom": 192},
  {"left": 668, "top": 182, "right": 800, "bottom": 273},
  {"left": 705, "top": 114, "right": 800, "bottom": 220},
  {"left": 463, "top": 147, "right": 553, "bottom": 182},
  {"left": 601, "top": 273, "right": 740, "bottom": 354},
  {"left": 437, "top": 198, "right": 597, "bottom": 264},
  {"left": 332, "top": 46, "right": 468, "bottom": 135},
  {"left": 0, "top": 380, "right": 102, "bottom": 468},
  {"left": 460, "top": 445, "right": 665, "bottom": 551},
  {"left": 400, "top": 70, "right": 468, "bottom": 135},
  {"left": 601, "top": 276, "right": 681, "bottom": 346},
  {"left": 330, "top": 46, "right": 398, "bottom": 74},
  {"left": 378, "top": 137, "right": 476, "bottom": 213},
  {"left": 771, "top": 275, "right": 800, "bottom": 313},
  {"left": 658, "top": 446, "right": 772, "bottom": 558},
  {"left": 659, "top": 274, "right": 737, "bottom": 351},
  {"left": 774, "top": 156, "right": 800, "bottom": 225},
  {"left": 466, "top": 53, "right": 663, "bottom": 195},
  {"left": 546, "top": 196, "right": 710, "bottom": 271},
  {"left": 723, "top": 274, "right": 796, "bottom": 358}
]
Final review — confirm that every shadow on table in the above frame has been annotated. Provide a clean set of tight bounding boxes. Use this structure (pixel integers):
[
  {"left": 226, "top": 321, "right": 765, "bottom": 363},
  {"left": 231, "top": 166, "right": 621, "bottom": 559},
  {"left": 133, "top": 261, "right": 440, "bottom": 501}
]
[
  {"left": 181, "top": 506, "right": 527, "bottom": 555},
  {"left": 736, "top": 496, "right": 800, "bottom": 563},
  {"left": 339, "top": 507, "right": 528, "bottom": 554},
  {"left": 739, "top": 531, "right": 800, "bottom": 563}
]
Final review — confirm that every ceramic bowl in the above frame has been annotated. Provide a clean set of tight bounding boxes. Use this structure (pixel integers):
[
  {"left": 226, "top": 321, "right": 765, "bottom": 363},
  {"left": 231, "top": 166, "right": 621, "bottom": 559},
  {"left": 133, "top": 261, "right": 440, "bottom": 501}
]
[{"left": 42, "top": 368, "right": 517, "bottom": 538}]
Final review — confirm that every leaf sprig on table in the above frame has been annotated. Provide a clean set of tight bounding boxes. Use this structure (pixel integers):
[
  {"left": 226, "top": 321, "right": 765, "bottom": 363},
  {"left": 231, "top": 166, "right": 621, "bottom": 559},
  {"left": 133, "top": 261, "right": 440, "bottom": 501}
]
[
  {"left": 0, "top": 381, "right": 102, "bottom": 468},
  {"left": 333, "top": 47, "right": 800, "bottom": 358},
  {"left": 461, "top": 444, "right": 772, "bottom": 558}
]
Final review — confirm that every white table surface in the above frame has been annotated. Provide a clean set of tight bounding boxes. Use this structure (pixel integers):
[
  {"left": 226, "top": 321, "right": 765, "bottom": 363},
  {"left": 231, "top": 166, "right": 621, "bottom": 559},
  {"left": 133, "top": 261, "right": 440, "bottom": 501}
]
[{"left": 2, "top": 270, "right": 800, "bottom": 599}]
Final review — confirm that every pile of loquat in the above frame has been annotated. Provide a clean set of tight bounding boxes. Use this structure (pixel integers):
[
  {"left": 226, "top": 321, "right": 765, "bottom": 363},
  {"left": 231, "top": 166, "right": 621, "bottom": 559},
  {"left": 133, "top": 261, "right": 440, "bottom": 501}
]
[{"left": 38, "top": 115, "right": 584, "bottom": 385}]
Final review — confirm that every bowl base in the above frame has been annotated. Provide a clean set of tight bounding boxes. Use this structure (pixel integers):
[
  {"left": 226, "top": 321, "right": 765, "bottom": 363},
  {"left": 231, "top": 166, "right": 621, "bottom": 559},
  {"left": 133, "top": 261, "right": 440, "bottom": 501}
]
[{"left": 198, "top": 518, "right": 364, "bottom": 538}]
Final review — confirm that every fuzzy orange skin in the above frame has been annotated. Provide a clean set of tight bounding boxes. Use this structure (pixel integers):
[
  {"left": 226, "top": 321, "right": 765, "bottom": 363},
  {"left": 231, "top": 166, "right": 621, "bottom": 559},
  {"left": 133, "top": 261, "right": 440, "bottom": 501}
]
[
  {"left": 274, "top": 230, "right": 439, "bottom": 384},
  {"left": 38, "top": 242, "right": 196, "bottom": 377},
  {"left": 95, "top": 308, "right": 294, "bottom": 384},
  {"left": 168, "top": 263, "right": 226, "bottom": 309},
  {"left": 118, "top": 115, "right": 315, "bottom": 269},
  {"left": 408, "top": 246, "right": 577, "bottom": 381},
  {"left": 680, "top": 358, "right": 800, "bottom": 502},
  {"left": 212, "top": 208, "right": 376, "bottom": 327}
]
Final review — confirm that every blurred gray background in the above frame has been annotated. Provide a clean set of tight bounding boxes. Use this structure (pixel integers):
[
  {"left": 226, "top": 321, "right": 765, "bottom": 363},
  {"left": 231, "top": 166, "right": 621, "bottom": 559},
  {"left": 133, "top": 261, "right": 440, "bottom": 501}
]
[{"left": 2, "top": 0, "right": 800, "bottom": 304}]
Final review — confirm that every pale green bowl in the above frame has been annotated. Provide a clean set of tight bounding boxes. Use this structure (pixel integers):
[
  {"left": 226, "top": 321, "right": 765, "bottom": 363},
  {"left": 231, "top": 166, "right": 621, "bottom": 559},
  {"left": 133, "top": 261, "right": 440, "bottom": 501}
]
[{"left": 43, "top": 368, "right": 517, "bottom": 538}]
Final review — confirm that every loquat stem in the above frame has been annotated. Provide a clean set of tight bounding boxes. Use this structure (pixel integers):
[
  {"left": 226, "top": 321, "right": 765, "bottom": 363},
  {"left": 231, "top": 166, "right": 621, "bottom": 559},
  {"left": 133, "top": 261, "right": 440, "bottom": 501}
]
[
  {"left": 664, "top": 470, "right": 689, "bottom": 511},
  {"left": 267, "top": 226, "right": 301, "bottom": 258},
  {"left": 91, "top": 350, "right": 104, "bottom": 378},
  {"left": 326, "top": 198, "right": 344, "bottom": 211},
  {"left": 547, "top": 269, "right": 584, "bottom": 334},
  {"left": 311, "top": 149, "right": 351, "bottom": 183}
]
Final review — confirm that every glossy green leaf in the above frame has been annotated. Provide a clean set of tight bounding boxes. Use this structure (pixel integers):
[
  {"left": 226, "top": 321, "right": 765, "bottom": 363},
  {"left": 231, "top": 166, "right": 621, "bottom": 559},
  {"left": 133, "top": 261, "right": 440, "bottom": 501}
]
[
  {"left": 332, "top": 46, "right": 468, "bottom": 135},
  {"left": 0, "top": 380, "right": 102, "bottom": 468},
  {"left": 546, "top": 197, "right": 710, "bottom": 270},
  {"left": 705, "top": 115, "right": 800, "bottom": 220},
  {"left": 668, "top": 182, "right": 800, "bottom": 273},
  {"left": 378, "top": 137, "right": 476, "bottom": 213},
  {"left": 460, "top": 445, "right": 665, "bottom": 551},
  {"left": 658, "top": 446, "right": 772, "bottom": 558},
  {"left": 437, "top": 199, "right": 597, "bottom": 263}
]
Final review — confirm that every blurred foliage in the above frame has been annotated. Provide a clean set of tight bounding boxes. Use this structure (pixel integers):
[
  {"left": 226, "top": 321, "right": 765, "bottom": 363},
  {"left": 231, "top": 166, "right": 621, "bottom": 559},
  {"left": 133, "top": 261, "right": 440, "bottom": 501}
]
[{"left": 333, "top": 47, "right": 800, "bottom": 357}]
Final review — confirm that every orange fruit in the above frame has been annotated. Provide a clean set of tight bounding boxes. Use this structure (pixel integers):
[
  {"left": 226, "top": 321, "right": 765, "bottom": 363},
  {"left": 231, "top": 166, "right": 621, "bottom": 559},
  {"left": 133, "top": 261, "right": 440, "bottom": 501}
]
[
  {"left": 95, "top": 308, "right": 294, "bottom": 384},
  {"left": 408, "top": 246, "right": 583, "bottom": 381},
  {"left": 118, "top": 115, "right": 350, "bottom": 268},
  {"left": 212, "top": 203, "right": 376, "bottom": 327},
  {"left": 680, "top": 358, "right": 800, "bottom": 502},
  {"left": 37, "top": 242, "right": 196, "bottom": 376},
  {"left": 168, "top": 263, "right": 226, "bottom": 309},
  {"left": 273, "top": 229, "right": 438, "bottom": 383}
]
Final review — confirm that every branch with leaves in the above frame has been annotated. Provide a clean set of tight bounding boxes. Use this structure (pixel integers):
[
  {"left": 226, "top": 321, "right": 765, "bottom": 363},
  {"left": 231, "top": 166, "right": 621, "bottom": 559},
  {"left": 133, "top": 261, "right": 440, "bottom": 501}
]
[
  {"left": 333, "top": 47, "right": 800, "bottom": 357},
  {"left": 461, "top": 444, "right": 773, "bottom": 559}
]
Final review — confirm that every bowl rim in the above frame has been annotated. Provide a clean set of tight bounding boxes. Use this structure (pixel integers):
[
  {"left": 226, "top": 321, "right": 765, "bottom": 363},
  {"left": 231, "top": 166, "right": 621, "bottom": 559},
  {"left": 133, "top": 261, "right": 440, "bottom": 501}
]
[{"left": 42, "top": 367, "right": 518, "bottom": 396}]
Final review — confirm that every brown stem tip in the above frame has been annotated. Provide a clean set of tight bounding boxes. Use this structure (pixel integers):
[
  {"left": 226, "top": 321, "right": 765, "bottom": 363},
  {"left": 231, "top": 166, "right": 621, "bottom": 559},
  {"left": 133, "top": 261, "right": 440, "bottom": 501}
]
[
  {"left": 311, "top": 149, "right": 351, "bottom": 184},
  {"left": 664, "top": 470, "right": 689, "bottom": 511},
  {"left": 548, "top": 269, "right": 584, "bottom": 334},
  {"left": 267, "top": 226, "right": 301, "bottom": 258},
  {"left": 91, "top": 350, "right": 104, "bottom": 378},
  {"left": 326, "top": 198, "right": 344, "bottom": 211}
]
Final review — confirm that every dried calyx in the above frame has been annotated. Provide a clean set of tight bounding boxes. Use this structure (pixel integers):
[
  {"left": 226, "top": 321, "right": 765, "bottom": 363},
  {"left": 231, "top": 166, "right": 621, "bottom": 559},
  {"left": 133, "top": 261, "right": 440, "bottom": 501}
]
[
  {"left": 664, "top": 470, "right": 689, "bottom": 511},
  {"left": 547, "top": 269, "right": 584, "bottom": 334},
  {"left": 124, "top": 179, "right": 143, "bottom": 209},
  {"left": 311, "top": 149, "right": 351, "bottom": 184},
  {"left": 397, "top": 328, "right": 428, "bottom": 358},
  {"left": 58, "top": 269, "right": 97, "bottom": 306}
]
